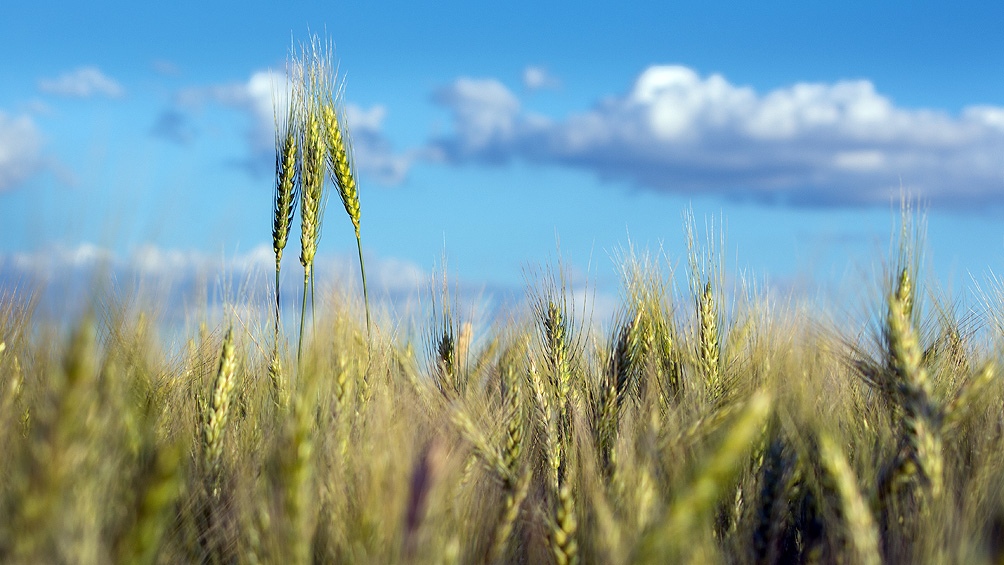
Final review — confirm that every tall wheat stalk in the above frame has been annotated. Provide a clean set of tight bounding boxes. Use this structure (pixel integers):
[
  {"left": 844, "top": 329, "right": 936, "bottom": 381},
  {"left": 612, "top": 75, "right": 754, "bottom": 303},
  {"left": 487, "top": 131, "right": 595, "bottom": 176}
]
[
  {"left": 272, "top": 66, "right": 300, "bottom": 338},
  {"left": 271, "top": 59, "right": 301, "bottom": 392},
  {"left": 317, "top": 65, "right": 371, "bottom": 339},
  {"left": 685, "top": 210, "right": 725, "bottom": 400},
  {"left": 297, "top": 48, "right": 328, "bottom": 362}
]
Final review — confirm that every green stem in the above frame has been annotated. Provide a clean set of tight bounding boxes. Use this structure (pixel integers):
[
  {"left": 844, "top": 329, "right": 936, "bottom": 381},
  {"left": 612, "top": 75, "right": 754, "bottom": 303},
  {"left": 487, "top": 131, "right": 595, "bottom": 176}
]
[
  {"left": 274, "top": 262, "right": 282, "bottom": 345},
  {"left": 356, "top": 231, "right": 372, "bottom": 341},
  {"left": 310, "top": 270, "right": 316, "bottom": 335},
  {"left": 298, "top": 268, "right": 309, "bottom": 365}
]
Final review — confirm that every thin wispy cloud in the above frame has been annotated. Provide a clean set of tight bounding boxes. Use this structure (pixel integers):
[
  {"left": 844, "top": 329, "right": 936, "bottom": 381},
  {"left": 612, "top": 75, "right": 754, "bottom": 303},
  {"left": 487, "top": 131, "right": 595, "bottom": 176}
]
[
  {"left": 431, "top": 65, "right": 1004, "bottom": 207},
  {"left": 152, "top": 59, "right": 181, "bottom": 76},
  {"left": 523, "top": 65, "right": 561, "bottom": 91},
  {"left": 0, "top": 111, "right": 45, "bottom": 191},
  {"left": 38, "top": 66, "right": 124, "bottom": 98}
]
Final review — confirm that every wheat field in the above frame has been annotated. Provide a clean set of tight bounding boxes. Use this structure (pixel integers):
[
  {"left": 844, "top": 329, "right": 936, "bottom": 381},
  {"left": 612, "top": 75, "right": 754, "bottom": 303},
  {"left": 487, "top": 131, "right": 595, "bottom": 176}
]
[{"left": 2, "top": 38, "right": 1004, "bottom": 565}]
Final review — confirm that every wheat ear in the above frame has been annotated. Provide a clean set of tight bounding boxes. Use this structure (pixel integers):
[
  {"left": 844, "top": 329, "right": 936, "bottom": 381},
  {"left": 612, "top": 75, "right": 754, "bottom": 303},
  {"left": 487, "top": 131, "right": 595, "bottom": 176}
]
[
  {"left": 540, "top": 300, "right": 573, "bottom": 486},
  {"left": 297, "top": 61, "right": 328, "bottom": 362},
  {"left": 698, "top": 280, "right": 722, "bottom": 398},
  {"left": 818, "top": 434, "right": 881, "bottom": 565},
  {"left": 117, "top": 440, "right": 185, "bottom": 565},
  {"left": 320, "top": 87, "right": 371, "bottom": 339},
  {"left": 488, "top": 467, "right": 532, "bottom": 564},
  {"left": 202, "top": 327, "right": 236, "bottom": 491},
  {"left": 942, "top": 361, "right": 995, "bottom": 437},
  {"left": 638, "top": 391, "right": 771, "bottom": 559},
  {"left": 552, "top": 479, "right": 579, "bottom": 565},
  {"left": 886, "top": 268, "right": 943, "bottom": 501},
  {"left": 280, "top": 392, "right": 315, "bottom": 565},
  {"left": 272, "top": 63, "right": 300, "bottom": 343}
]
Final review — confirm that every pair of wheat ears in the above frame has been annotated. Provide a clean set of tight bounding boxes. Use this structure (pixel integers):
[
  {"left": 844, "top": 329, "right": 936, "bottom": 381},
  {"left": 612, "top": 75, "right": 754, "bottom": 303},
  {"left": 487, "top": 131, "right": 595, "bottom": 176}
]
[{"left": 270, "top": 38, "right": 370, "bottom": 365}]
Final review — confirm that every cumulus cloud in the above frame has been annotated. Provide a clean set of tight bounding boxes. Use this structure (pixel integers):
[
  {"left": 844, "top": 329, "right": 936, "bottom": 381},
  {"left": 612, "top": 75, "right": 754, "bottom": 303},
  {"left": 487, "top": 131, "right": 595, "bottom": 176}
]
[
  {"left": 523, "top": 66, "right": 561, "bottom": 91},
  {"left": 162, "top": 70, "right": 415, "bottom": 183},
  {"left": 0, "top": 112, "right": 45, "bottom": 191},
  {"left": 169, "top": 70, "right": 281, "bottom": 154},
  {"left": 431, "top": 65, "right": 1004, "bottom": 207},
  {"left": 342, "top": 104, "right": 416, "bottom": 184},
  {"left": 429, "top": 77, "right": 526, "bottom": 163},
  {"left": 38, "top": 66, "right": 124, "bottom": 98}
]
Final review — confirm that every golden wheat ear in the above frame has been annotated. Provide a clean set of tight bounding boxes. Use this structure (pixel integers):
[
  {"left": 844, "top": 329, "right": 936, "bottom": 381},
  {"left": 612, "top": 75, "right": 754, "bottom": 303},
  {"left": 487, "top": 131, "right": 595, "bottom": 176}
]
[
  {"left": 202, "top": 327, "right": 236, "bottom": 494},
  {"left": 318, "top": 66, "right": 371, "bottom": 340},
  {"left": 272, "top": 60, "right": 301, "bottom": 343},
  {"left": 296, "top": 50, "right": 329, "bottom": 363}
]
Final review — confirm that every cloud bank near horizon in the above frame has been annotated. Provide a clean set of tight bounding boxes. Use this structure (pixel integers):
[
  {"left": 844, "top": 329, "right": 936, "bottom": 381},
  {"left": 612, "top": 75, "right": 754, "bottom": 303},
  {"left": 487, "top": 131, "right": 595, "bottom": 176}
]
[
  {"left": 430, "top": 65, "right": 1004, "bottom": 207},
  {"left": 1, "top": 242, "right": 431, "bottom": 297},
  {"left": 0, "top": 243, "right": 565, "bottom": 327},
  {"left": 0, "top": 242, "right": 628, "bottom": 328}
]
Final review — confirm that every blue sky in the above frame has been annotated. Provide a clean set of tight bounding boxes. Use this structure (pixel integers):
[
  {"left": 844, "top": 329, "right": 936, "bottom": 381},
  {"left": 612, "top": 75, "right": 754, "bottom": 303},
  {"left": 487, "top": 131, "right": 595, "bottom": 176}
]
[{"left": 4, "top": 1, "right": 1004, "bottom": 318}]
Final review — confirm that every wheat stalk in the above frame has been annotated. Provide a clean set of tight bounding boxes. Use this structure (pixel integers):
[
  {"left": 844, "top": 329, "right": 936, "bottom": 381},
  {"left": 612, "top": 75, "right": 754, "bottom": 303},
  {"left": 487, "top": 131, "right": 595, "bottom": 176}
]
[
  {"left": 272, "top": 61, "right": 301, "bottom": 346},
  {"left": 297, "top": 56, "right": 328, "bottom": 362},
  {"left": 319, "top": 83, "right": 372, "bottom": 340}
]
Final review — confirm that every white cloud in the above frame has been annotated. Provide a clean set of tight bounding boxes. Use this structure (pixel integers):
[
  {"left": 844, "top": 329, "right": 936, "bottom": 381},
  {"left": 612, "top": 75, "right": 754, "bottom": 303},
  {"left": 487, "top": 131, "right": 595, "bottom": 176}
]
[
  {"left": 0, "top": 112, "right": 45, "bottom": 191},
  {"left": 523, "top": 66, "right": 561, "bottom": 91},
  {"left": 429, "top": 77, "right": 528, "bottom": 162},
  {"left": 167, "top": 70, "right": 415, "bottom": 183},
  {"left": 342, "top": 104, "right": 417, "bottom": 184},
  {"left": 431, "top": 65, "right": 1004, "bottom": 207},
  {"left": 39, "top": 66, "right": 124, "bottom": 98},
  {"left": 172, "top": 70, "right": 284, "bottom": 153}
]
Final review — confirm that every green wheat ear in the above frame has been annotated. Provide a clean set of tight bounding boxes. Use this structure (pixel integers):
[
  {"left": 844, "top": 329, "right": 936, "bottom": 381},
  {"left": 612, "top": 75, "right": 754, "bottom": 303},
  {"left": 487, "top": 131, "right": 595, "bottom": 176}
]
[
  {"left": 316, "top": 51, "right": 371, "bottom": 340},
  {"left": 272, "top": 69, "right": 300, "bottom": 297},
  {"left": 202, "top": 327, "right": 237, "bottom": 492},
  {"left": 297, "top": 48, "right": 328, "bottom": 363},
  {"left": 272, "top": 57, "right": 301, "bottom": 390}
]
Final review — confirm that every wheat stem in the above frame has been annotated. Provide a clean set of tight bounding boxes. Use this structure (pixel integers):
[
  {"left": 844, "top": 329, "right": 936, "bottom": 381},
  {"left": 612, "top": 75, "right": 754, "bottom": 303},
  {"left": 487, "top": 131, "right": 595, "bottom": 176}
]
[
  {"left": 298, "top": 270, "right": 309, "bottom": 364},
  {"left": 356, "top": 232, "right": 371, "bottom": 338}
]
